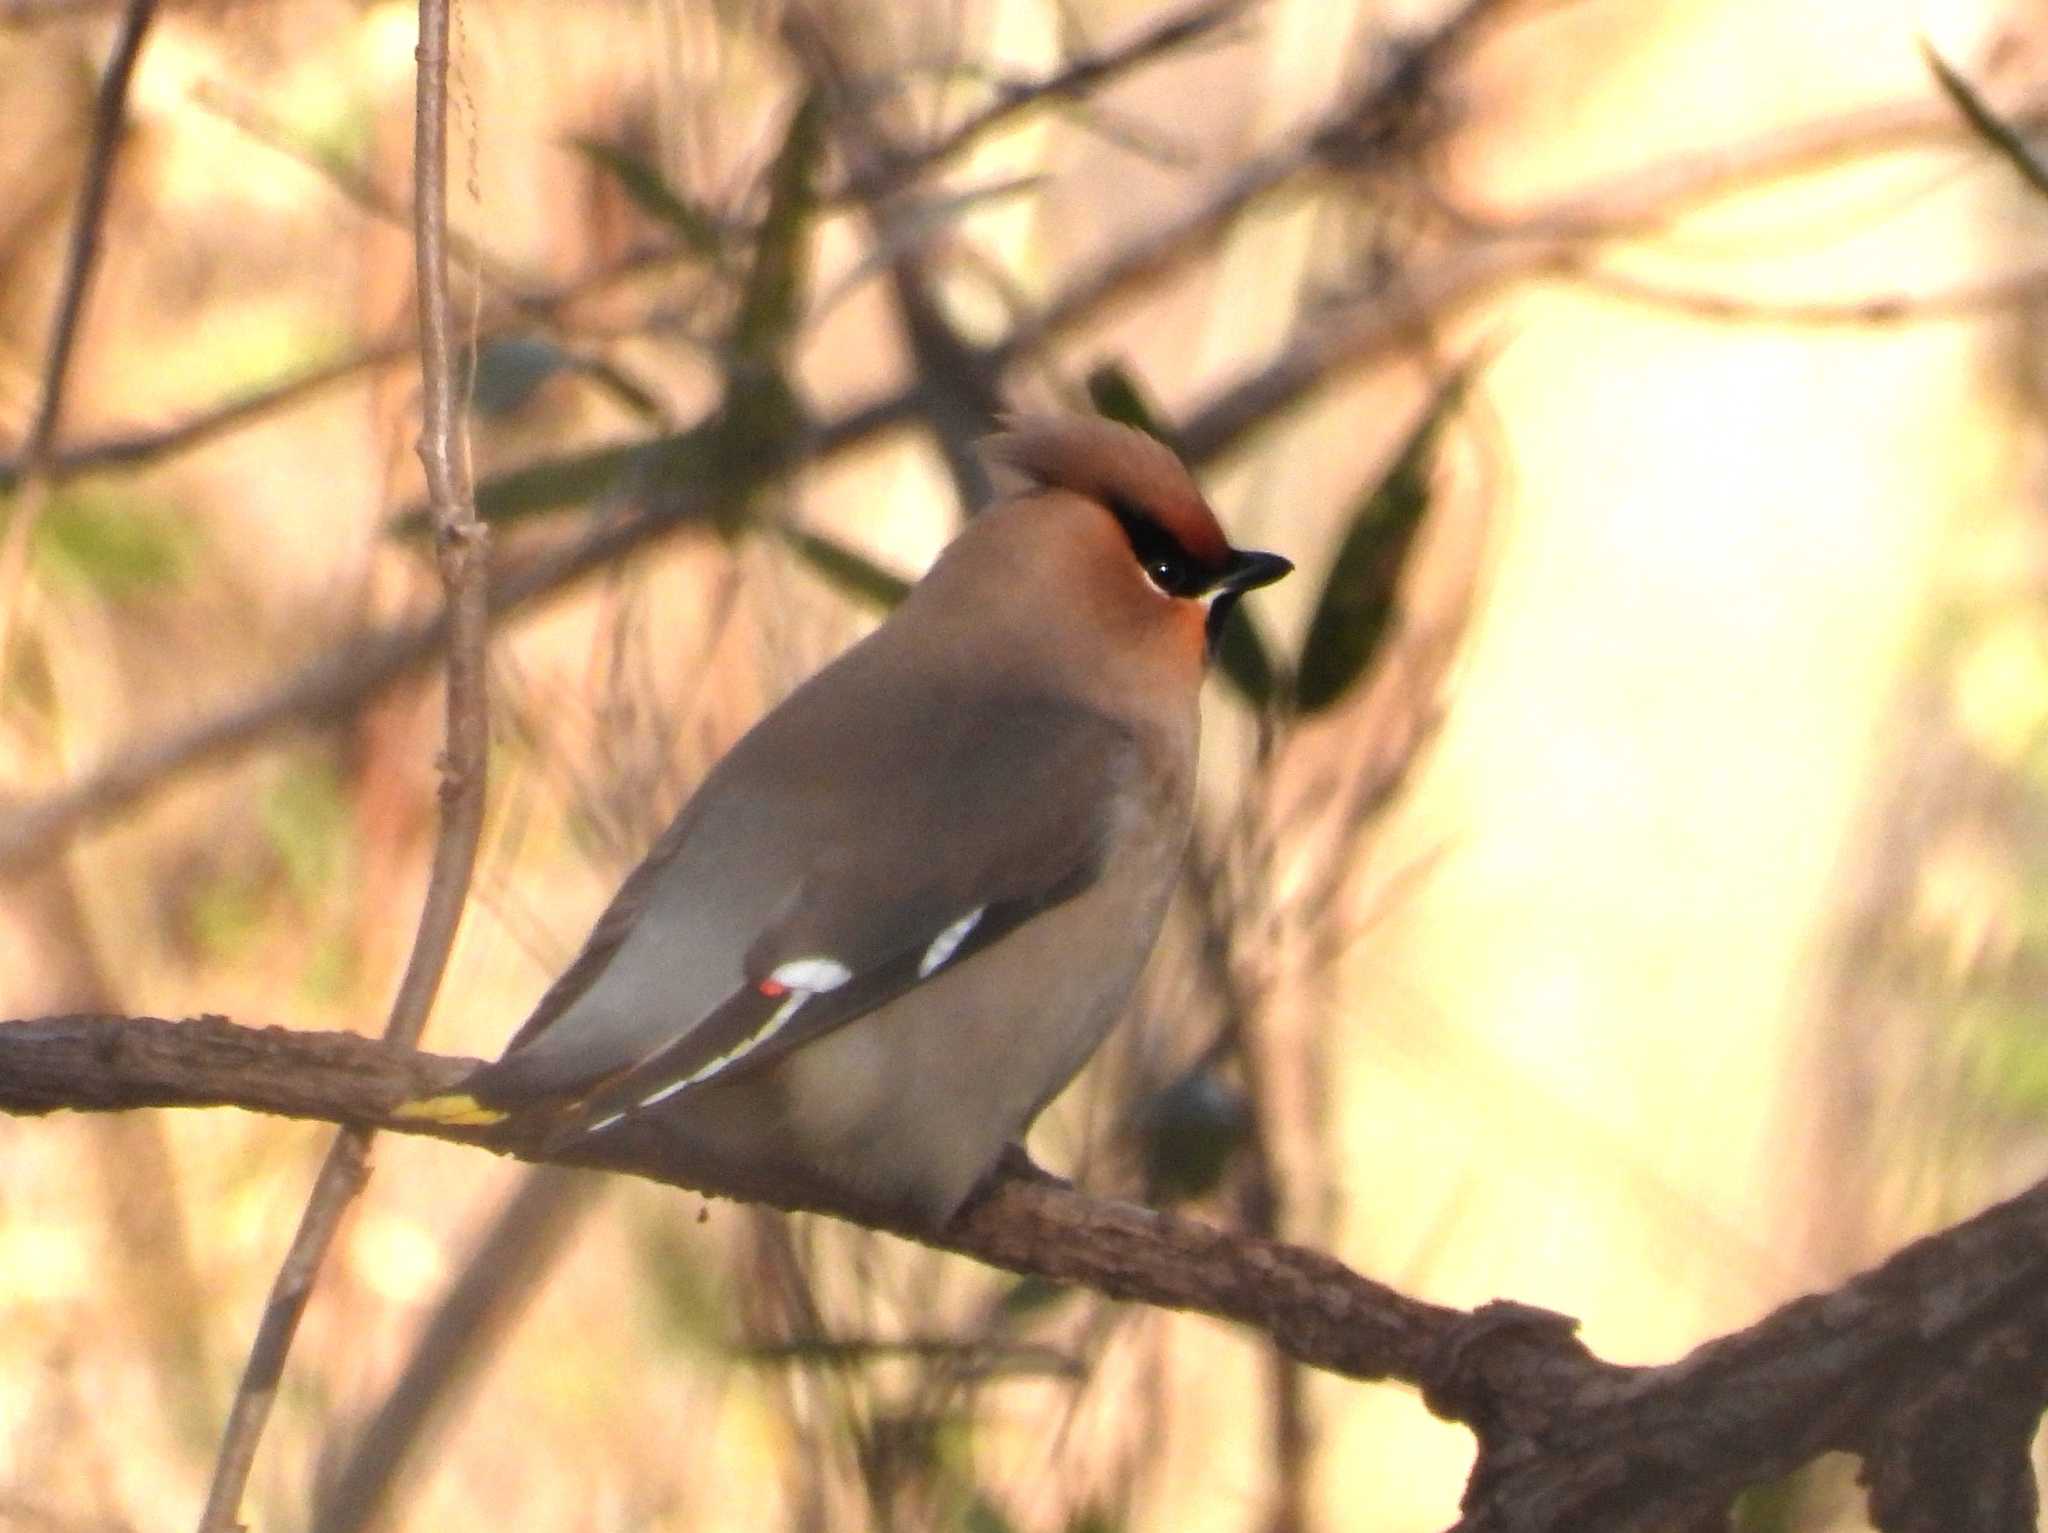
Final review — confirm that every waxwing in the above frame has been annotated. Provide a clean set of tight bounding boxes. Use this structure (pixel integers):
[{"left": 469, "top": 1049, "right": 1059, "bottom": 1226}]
[{"left": 402, "top": 414, "right": 1292, "bottom": 1228}]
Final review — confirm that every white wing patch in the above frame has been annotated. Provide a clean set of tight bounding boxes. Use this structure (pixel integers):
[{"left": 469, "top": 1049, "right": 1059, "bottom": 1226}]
[
  {"left": 770, "top": 956, "right": 853, "bottom": 991},
  {"left": 918, "top": 907, "right": 985, "bottom": 979},
  {"left": 586, "top": 955, "right": 854, "bottom": 1134}
]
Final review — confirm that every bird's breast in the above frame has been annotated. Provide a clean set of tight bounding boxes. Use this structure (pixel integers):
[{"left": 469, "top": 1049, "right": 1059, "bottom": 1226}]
[{"left": 769, "top": 758, "right": 1194, "bottom": 1225}]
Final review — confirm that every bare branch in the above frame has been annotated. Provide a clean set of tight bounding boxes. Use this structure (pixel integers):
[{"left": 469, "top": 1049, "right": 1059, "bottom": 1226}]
[
  {"left": 1569, "top": 262, "right": 2048, "bottom": 328},
  {"left": 0, "top": 0, "right": 1238, "bottom": 492},
  {"left": 8, "top": 55, "right": 2043, "bottom": 876},
  {"left": 994, "top": 0, "right": 1518, "bottom": 364},
  {"left": 395, "top": 0, "right": 490, "bottom": 1062},
  {"left": 309, "top": 1167, "right": 594, "bottom": 1533},
  {"left": 784, "top": 8, "right": 1006, "bottom": 505},
  {"left": 194, "top": 6, "right": 490, "bottom": 1526},
  {"left": 187, "top": 81, "right": 542, "bottom": 298},
  {"left": 838, "top": 0, "right": 1256, "bottom": 204},
  {"left": 1922, "top": 42, "right": 2048, "bottom": 203},
  {"left": 0, "top": 0, "right": 159, "bottom": 677},
  {"left": 12, "top": 0, "right": 156, "bottom": 472},
  {"left": 0, "top": 244, "right": 704, "bottom": 496},
  {"left": 7, "top": 334, "right": 418, "bottom": 488},
  {"left": 5, "top": 1012, "right": 2048, "bottom": 1531},
  {"left": 11, "top": 75, "right": 2042, "bottom": 499},
  {"left": 0, "top": 387, "right": 918, "bottom": 875}
]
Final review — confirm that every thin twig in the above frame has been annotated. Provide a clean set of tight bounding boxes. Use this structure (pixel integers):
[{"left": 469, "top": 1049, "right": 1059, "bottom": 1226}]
[
  {"left": 6, "top": 17, "right": 2038, "bottom": 504},
  {"left": 0, "top": 387, "right": 917, "bottom": 875},
  {"left": 400, "top": 0, "right": 492, "bottom": 1052},
  {"left": 0, "top": 0, "right": 1507, "bottom": 869},
  {"left": 838, "top": 0, "right": 1255, "bottom": 203},
  {"left": 8, "top": 52, "right": 2040, "bottom": 871},
  {"left": 1921, "top": 42, "right": 2048, "bottom": 202},
  {"left": 193, "top": 4, "right": 490, "bottom": 1527},
  {"left": 187, "top": 80, "right": 541, "bottom": 297},
  {"left": 995, "top": 0, "right": 1518, "bottom": 363},
  {"left": 0, "top": 245, "right": 700, "bottom": 495},
  {"left": 0, "top": 0, "right": 159, "bottom": 680},
  {"left": 310, "top": 1168, "right": 593, "bottom": 1533},
  {"left": 1571, "top": 261, "right": 2048, "bottom": 327},
  {"left": 10, "top": 5, "right": 154, "bottom": 468},
  {"left": 11, "top": 334, "right": 417, "bottom": 488},
  {"left": 785, "top": 7, "right": 1006, "bottom": 506},
  {"left": 1178, "top": 822, "right": 1314, "bottom": 1533},
  {"left": 1466, "top": 89, "right": 2048, "bottom": 241},
  {"left": 0, "top": 0, "right": 1241, "bottom": 497}
]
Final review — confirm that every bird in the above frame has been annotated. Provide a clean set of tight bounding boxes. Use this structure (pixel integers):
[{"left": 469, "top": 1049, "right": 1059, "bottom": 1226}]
[{"left": 398, "top": 413, "right": 1292, "bottom": 1229}]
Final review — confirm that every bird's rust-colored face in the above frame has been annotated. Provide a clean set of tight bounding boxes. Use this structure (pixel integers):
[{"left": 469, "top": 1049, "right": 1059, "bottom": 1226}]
[{"left": 982, "top": 415, "right": 1292, "bottom": 654}]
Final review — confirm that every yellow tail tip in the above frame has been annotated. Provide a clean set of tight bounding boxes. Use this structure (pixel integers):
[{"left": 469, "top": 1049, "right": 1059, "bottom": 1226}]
[{"left": 392, "top": 1093, "right": 508, "bottom": 1126}]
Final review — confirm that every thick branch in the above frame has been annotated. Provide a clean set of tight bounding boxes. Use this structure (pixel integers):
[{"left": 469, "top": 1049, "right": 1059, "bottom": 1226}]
[{"left": 6, "top": 1013, "right": 2048, "bottom": 1531}]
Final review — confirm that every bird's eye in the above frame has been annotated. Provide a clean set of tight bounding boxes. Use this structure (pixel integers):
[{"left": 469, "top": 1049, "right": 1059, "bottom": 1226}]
[
  {"left": 1107, "top": 494, "right": 1205, "bottom": 599},
  {"left": 1144, "top": 552, "right": 1189, "bottom": 595}
]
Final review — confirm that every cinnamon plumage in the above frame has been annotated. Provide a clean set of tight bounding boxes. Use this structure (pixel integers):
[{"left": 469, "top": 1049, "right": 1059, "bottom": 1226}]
[{"left": 401, "top": 415, "right": 1291, "bottom": 1227}]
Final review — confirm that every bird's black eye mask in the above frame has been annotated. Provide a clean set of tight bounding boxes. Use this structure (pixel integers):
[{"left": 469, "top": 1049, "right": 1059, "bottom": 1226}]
[
  {"left": 1104, "top": 495, "right": 1294, "bottom": 655},
  {"left": 1105, "top": 495, "right": 1219, "bottom": 601}
]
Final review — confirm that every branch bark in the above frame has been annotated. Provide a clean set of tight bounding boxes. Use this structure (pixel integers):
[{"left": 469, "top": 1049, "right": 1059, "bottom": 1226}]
[{"left": 5, "top": 1012, "right": 2046, "bottom": 1532}]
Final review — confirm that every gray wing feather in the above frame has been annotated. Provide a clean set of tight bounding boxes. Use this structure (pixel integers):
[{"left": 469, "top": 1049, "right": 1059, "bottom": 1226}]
[{"left": 465, "top": 683, "right": 1138, "bottom": 1109}]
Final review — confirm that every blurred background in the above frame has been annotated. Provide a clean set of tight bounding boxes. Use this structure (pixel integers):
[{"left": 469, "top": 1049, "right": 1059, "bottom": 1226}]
[{"left": 2, "top": 0, "right": 2045, "bottom": 1528}]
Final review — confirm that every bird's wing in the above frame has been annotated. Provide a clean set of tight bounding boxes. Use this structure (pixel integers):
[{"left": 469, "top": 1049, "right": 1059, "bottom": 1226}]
[
  {"left": 467, "top": 693, "right": 1143, "bottom": 1131},
  {"left": 499, "top": 805, "right": 702, "bottom": 1057}
]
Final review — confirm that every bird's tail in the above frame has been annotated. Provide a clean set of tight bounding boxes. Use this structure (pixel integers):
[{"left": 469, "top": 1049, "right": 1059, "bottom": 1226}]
[{"left": 391, "top": 1092, "right": 509, "bottom": 1126}]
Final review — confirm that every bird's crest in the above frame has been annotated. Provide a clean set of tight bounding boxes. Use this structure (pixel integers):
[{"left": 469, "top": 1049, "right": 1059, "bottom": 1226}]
[{"left": 981, "top": 414, "right": 1230, "bottom": 568}]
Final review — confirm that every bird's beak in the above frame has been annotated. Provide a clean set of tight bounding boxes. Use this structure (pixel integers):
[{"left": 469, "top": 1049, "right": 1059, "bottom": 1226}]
[
  {"left": 1204, "top": 548, "right": 1292, "bottom": 657},
  {"left": 1215, "top": 548, "right": 1293, "bottom": 594}
]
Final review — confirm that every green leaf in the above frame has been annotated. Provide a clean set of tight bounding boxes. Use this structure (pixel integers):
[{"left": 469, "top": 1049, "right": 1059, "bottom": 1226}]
[
  {"left": 633, "top": 1213, "right": 728, "bottom": 1353},
  {"left": 568, "top": 136, "right": 725, "bottom": 254},
  {"left": 962, "top": 1494, "right": 1020, "bottom": 1533},
  {"left": 779, "top": 525, "right": 912, "bottom": 610},
  {"left": 471, "top": 335, "right": 570, "bottom": 418},
  {"left": 1137, "top": 1066, "right": 1249, "bottom": 1204},
  {"left": 31, "top": 488, "right": 198, "bottom": 596},
  {"left": 1293, "top": 371, "right": 1465, "bottom": 714},
  {"left": 992, "top": 1274, "right": 1077, "bottom": 1324},
  {"left": 187, "top": 872, "right": 266, "bottom": 962},
  {"left": 689, "top": 93, "right": 828, "bottom": 537},
  {"left": 259, "top": 754, "right": 349, "bottom": 902},
  {"left": 731, "top": 93, "right": 826, "bottom": 365},
  {"left": 1923, "top": 41, "right": 2048, "bottom": 201},
  {"left": 1214, "top": 607, "right": 1279, "bottom": 710},
  {"left": 471, "top": 439, "right": 658, "bottom": 524},
  {"left": 1730, "top": 1466, "right": 1815, "bottom": 1533},
  {"left": 1084, "top": 361, "right": 1169, "bottom": 439},
  {"left": 1062, "top": 1508, "right": 1124, "bottom": 1533},
  {"left": 471, "top": 336, "right": 666, "bottom": 424},
  {"left": 397, "top": 429, "right": 712, "bottom": 533},
  {"left": 299, "top": 928, "right": 358, "bottom": 1005},
  {"left": 1964, "top": 1001, "right": 2048, "bottom": 1116},
  {"left": 568, "top": 355, "right": 667, "bottom": 422}
]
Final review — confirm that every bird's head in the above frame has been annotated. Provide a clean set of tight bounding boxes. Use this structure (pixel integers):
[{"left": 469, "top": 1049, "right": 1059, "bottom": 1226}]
[{"left": 972, "top": 414, "right": 1292, "bottom": 666}]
